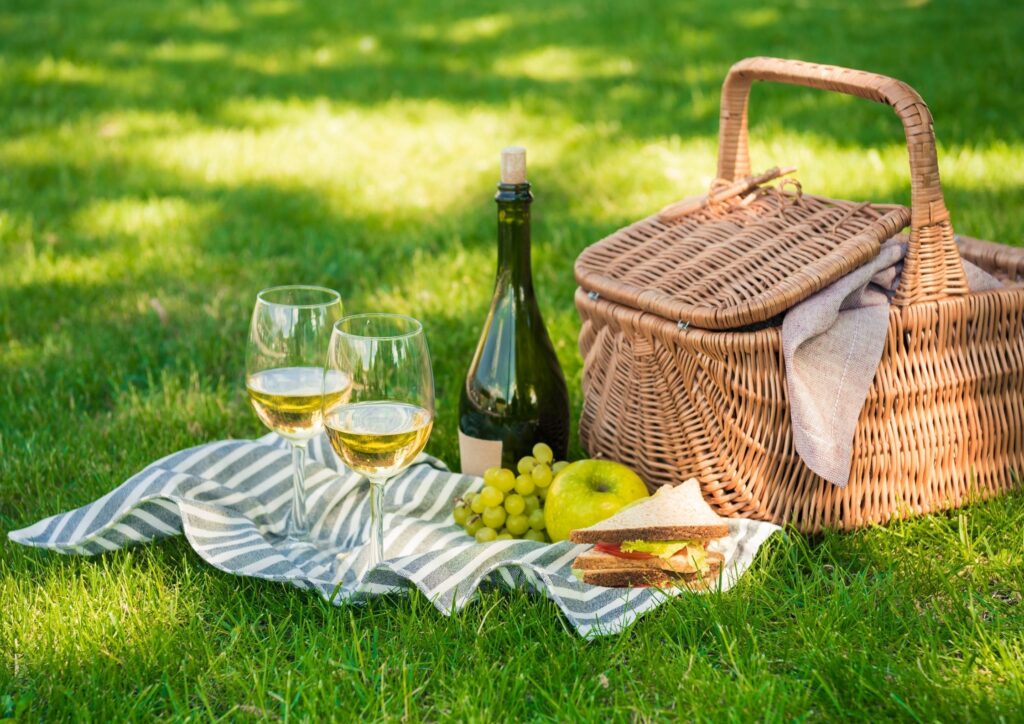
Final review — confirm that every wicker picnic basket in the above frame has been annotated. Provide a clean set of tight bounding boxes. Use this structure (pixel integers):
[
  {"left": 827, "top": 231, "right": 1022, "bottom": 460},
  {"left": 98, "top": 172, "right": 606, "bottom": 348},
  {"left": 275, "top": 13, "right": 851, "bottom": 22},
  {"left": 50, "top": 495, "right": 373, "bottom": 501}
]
[{"left": 574, "top": 57, "right": 1024, "bottom": 532}]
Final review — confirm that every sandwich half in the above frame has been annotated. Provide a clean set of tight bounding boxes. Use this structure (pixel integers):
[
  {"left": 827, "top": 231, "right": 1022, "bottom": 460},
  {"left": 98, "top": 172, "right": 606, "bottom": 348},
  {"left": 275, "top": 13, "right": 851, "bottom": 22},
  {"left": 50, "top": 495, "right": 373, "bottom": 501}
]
[{"left": 570, "top": 479, "right": 729, "bottom": 588}]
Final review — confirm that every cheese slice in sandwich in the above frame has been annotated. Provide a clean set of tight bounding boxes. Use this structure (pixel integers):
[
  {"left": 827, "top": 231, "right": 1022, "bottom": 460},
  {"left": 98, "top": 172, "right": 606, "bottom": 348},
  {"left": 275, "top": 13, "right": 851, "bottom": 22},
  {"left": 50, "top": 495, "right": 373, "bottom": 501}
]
[{"left": 570, "top": 478, "right": 729, "bottom": 588}]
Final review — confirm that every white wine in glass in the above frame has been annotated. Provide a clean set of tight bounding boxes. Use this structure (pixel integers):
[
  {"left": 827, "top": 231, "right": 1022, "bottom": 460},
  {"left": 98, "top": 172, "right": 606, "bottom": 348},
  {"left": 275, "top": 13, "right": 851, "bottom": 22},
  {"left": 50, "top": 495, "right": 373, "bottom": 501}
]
[
  {"left": 248, "top": 367, "right": 351, "bottom": 440},
  {"left": 246, "top": 286, "right": 346, "bottom": 540},
  {"left": 323, "top": 314, "right": 434, "bottom": 567},
  {"left": 325, "top": 401, "right": 433, "bottom": 479}
]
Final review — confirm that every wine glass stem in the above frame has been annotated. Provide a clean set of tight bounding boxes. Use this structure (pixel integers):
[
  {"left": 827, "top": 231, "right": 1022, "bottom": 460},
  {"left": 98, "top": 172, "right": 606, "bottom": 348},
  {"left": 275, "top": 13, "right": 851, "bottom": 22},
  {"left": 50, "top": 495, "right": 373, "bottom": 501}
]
[
  {"left": 288, "top": 442, "right": 310, "bottom": 539},
  {"left": 367, "top": 477, "right": 386, "bottom": 567}
]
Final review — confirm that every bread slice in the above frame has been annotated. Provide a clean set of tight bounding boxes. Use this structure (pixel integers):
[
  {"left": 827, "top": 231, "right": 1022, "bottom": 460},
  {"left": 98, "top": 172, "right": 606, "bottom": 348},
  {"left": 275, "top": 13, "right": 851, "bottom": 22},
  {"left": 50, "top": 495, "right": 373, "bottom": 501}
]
[
  {"left": 575, "top": 563, "right": 721, "bottom": 589},
  {"left": 569, "top": 478, "right": 729, "bottom": 545},
  {"left": 573, "top": 549, "right": 723, "bottom": 575}
]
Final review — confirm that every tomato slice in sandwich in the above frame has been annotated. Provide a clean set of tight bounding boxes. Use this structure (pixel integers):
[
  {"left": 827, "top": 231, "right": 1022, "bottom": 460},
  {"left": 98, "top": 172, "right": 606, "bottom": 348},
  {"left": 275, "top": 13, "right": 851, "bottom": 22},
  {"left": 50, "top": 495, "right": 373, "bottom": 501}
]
[{"left": 594, "top": 542, "right": 655, "bottom": 560}]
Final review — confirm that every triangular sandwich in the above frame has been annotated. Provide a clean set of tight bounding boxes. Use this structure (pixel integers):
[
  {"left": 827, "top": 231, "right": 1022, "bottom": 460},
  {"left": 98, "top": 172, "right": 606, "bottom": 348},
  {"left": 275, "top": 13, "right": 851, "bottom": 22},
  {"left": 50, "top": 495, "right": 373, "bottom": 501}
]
[{"left": 570, "top": 479, "right": 730, "bottom": 588}]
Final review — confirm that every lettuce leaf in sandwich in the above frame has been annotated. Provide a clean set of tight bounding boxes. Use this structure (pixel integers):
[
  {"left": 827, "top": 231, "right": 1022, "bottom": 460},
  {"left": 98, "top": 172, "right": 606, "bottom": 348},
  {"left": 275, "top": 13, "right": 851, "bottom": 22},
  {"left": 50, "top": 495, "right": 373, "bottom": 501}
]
[{"left": 620, "top": 540, "right": 708, "bottom": 572}]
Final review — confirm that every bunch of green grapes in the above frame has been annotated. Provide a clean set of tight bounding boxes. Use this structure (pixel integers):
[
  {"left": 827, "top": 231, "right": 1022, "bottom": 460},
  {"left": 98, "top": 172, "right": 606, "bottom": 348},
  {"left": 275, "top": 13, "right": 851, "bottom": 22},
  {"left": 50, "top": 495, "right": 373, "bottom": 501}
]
[{"left": 453, "top": 443, "right": 570, "bottom": 543}]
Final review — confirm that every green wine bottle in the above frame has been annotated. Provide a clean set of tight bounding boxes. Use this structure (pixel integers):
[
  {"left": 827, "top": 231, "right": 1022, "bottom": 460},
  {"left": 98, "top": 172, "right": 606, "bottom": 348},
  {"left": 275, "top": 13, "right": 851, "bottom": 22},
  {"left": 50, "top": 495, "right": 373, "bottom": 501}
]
[{"left": 458, "top": 147, "right": 570, "bottom": 475}]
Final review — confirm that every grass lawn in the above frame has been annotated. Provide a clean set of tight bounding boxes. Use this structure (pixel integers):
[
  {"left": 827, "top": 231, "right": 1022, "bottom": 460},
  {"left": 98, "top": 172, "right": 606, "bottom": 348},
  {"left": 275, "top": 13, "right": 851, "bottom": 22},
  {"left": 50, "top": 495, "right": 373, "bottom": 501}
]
[{"left": 2, "top": 0, "right": 1024, "bottom": 719}]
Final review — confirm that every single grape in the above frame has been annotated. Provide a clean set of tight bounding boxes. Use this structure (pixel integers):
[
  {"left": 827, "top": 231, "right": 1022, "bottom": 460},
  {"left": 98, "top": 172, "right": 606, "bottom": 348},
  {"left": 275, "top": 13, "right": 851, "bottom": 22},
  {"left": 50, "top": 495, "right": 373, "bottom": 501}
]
[
  {"left": 479, "top": 485, "right": 504, "bottom": 508},
  {"left": 537, "top": 485, "right": 548, "bottom": 500},
  {"left": 517, "top": 456, "right": 537, "bottom": 475},
  {"left": 506, "top": 514, "right": 530, "bottom": 536},
  {"left": 490, "top": 468, "right": 516, "bottom": 493},
  {"left": 504, "top": 493, "right": 526, "bottom": 516},
  {"left": 471, "top": 495, "right": 487, "bottom": 514},
  {"left": 483, "top": 466, "right": 502, "bottom": 486},
  {"left": 453, "top": 504, "right": 469, "bottom": 526},
  {"left": 514, "top": 474, "right": 536, "bottom": 496},
  {"left": 532, "top": 443, "right": 553, "bottom": 465},
  {"left": 475, "top": 527, "right": 498, "bottom": 543},
  {"left": 528, "top": 509, "right": 546, "bottom": 531},
  {"left": 523, "top": 529, "right": 546, "bottom": 543},
  {"left": 482, "top": 505, "right": 507, "bottom": 529},
  {"left": 522, "top": 494, "right": 541, "bottom": 514},
  {"left": 496, "top": 533, "right": 513, "bottom": 541},
  {"left": 531, "top": 463, "right": 552, "bottom": 488},
  {"left": 466, "top": 515, "right": 484, "bottom": 536},
  {"left": 463, "top": 492, "right": 476, "bottom": 507},
  {"left": 552, "top": 461, "right": 569, "bottom": 473}
]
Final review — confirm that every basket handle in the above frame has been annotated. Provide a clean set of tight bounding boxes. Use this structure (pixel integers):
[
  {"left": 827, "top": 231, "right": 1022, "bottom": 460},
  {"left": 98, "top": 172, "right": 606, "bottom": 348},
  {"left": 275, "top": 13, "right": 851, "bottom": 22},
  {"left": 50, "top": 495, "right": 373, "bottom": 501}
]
[{"left": 717, "top": 56, "right": 967, "bottom": 305}]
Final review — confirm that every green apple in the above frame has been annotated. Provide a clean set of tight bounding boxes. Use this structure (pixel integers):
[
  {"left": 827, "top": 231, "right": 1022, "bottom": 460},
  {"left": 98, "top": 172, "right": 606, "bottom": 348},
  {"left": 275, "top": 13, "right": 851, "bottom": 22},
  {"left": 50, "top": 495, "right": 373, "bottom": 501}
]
[{"left": 544, "top": 460, "right": 649, "bottom": 543}]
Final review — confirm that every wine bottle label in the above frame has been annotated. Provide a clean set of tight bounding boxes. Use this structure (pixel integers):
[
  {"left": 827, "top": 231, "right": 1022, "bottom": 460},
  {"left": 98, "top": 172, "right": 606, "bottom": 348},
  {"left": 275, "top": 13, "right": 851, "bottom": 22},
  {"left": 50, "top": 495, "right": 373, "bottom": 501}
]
[{"left": 458, "top": 430, "right": 503, "bottom": 476}]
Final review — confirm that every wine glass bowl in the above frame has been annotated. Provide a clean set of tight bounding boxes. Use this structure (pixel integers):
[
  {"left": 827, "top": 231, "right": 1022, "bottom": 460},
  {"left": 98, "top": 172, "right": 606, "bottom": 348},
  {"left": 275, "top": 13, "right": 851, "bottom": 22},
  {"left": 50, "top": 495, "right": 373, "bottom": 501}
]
[
  {"left": 325, "top": 402, "right": 433, "bottom": 481},
  {"left": 323, "top": 313, "right": 435, "bottom": 567},
  {"left": 245, "top": 285, "right": 346, "bottom": 540},
  {"left": 248, "top": 366, "right": 351, "bottom": 441}
]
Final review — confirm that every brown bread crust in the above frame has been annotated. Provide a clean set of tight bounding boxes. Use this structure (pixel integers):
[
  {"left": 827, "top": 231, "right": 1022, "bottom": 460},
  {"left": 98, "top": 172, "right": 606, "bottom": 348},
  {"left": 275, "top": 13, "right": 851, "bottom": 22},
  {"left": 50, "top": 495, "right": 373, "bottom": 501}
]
[
  {"left": 576, "top": 565, "right": 720, "bottom": 589},
  {"left": 569, "top": 524, "right": 729, "bottom": 545}
]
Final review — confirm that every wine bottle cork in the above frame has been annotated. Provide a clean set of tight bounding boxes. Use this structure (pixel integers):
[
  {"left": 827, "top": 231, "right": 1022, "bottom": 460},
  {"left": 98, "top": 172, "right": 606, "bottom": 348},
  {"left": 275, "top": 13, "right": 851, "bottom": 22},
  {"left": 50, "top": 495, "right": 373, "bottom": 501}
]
[{"left": 500, "top": 146, "right": 527, "bottom": 184}]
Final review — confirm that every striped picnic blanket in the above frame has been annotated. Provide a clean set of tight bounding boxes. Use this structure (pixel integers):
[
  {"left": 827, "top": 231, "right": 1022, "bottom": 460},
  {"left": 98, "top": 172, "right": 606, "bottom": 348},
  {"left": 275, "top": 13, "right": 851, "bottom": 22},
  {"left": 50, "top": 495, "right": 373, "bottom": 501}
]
[{"left": 8, "top": 433, "right": 779, "bottom": 638}]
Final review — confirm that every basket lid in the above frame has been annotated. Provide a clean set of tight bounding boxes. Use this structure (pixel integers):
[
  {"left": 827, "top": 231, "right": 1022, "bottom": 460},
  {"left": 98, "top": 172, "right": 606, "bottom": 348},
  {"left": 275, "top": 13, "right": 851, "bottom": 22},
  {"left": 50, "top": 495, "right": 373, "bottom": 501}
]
[{"left": 575, "top": 176, "right": 911, "bottom": 330}]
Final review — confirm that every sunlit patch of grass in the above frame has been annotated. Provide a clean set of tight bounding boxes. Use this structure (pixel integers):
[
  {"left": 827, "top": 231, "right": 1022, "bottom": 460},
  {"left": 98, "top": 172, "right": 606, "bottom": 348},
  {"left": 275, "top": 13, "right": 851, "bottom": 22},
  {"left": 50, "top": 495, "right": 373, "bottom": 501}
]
[
  {"left": 557, "top": 135, "right": 719, "bottom": 221},
  {"left": 144, "top": 99, "right": 574, "bottom": 221},
  {"left": 6, "top": 245, "right": 169, "bottom": 289},
  {"left": 148, "top": 40, "right": 229, "bottom": 63},
  {"left": 2, "top": 197, "right": 212, "bottom": 292},
  {"left": 495, "top": 46, "right": 637, "bottom": 82},
  {"left": 27, "top": 57, "right": 107, "bottom": 84},
  {"left": 92, "top": 109, "right": 205, "bottom": 138},
  {"left": 445, "top": 13, "right": 515, "bottom": 43},
  {"left": 178, "top": 1, "right": 242, "bottom": 33},
  {"left": 25, "top": 56, "right": 160, "bottom": 99},
  {"left": 369, "top": 244, "right": 491, "bottom": 317},
  {"left": 246, "top": 0, "right": 298, "bottom": 18},
  {"left": 72, "top": 196, "right": 216, "bottom": 244},
  {"left": 734, "top": 6, "right": 782, "bottom": 28},
  {"left": 4, "top": 550, "right": 191, "bottom": 675}
]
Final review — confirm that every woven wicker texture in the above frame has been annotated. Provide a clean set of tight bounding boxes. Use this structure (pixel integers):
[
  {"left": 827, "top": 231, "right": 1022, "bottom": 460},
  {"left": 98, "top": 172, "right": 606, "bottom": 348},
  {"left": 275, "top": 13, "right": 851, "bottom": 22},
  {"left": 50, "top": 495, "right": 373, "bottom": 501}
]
[
  {"left": 575, "top": 57, "right": 1024, "bottom": 532},
  {"left": 575, "top": 190, "right": 910, "bottom": 330},
  {"left": 959, "top": 234, "right": 1024, "bottom": 286}
]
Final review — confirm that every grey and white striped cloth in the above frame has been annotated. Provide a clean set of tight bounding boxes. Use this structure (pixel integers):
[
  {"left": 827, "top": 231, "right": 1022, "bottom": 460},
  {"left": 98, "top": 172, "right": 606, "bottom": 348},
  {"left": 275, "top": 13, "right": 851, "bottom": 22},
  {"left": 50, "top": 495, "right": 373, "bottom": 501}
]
[{"left": 8, "top": 433, "right": 779, "bottom": 638}]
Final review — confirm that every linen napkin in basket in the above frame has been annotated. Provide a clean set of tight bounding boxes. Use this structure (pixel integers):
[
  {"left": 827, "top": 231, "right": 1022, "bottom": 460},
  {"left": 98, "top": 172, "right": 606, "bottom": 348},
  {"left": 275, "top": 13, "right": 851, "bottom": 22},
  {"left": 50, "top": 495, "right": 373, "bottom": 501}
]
[
  {"left": 8, "top": 432, "right": 779, "bottom": 639},
  {"left": 783, "top": 239, "right": 1002, "bottom": 487}
]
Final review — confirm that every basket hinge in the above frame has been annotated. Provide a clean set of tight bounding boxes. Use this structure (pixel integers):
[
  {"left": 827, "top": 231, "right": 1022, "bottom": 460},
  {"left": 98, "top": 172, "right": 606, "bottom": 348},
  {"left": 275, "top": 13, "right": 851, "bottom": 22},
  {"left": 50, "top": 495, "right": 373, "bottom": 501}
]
[
  {"left": 677, "top": 320, "right": 690, "bottom": 331},
  {"left": 587, "top": 290, "right": 600, "bottom": 301}
]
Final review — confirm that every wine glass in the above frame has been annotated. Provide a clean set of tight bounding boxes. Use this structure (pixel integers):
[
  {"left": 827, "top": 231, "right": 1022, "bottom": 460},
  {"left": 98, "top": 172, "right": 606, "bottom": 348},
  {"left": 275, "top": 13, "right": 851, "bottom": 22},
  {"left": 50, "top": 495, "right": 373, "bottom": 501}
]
[
  {"left": 323, "top": 313, "right": 434, "bottom": 567},
  {"left": 245, "top": 285, "right": 348, "bottom": 541}
]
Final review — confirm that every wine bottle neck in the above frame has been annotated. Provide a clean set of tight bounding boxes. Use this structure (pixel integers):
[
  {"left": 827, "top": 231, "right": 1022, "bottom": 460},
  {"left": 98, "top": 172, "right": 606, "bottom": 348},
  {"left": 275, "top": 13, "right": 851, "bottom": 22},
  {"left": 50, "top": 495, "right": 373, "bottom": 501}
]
[{"left": 495, "top": 182, "right": 533, "bottom": 291}]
